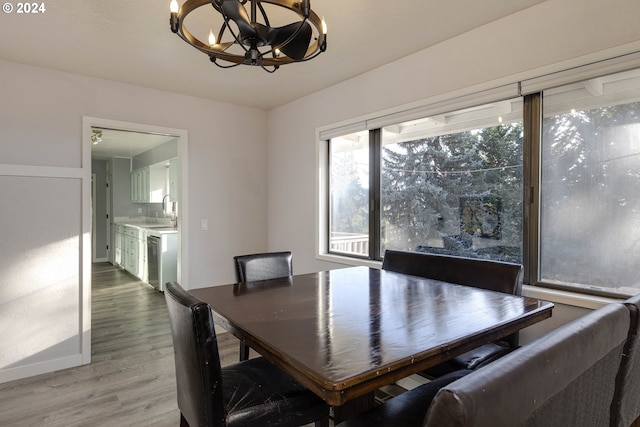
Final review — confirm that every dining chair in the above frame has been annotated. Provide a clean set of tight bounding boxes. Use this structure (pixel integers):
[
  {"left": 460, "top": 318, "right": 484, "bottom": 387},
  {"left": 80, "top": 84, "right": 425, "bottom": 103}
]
[
  {"left": 381, "top": 249, "right": 522, "bottom": 376},
  {"left": 611, "top": 294, "right": 640, "bottom": 427},
  {"left": 338, "top": 301, "right": 630, "bottom": 427},
  {"left": 164, "top": 282, "right": 329, "bottom": 427},
  {"left": 233, "top": 251, "right": 293, "bottom": 361}
]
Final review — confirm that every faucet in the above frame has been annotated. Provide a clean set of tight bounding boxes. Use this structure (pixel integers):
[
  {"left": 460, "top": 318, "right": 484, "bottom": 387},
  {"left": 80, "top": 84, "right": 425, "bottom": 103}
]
[
  {"left": 162, "top": 194, "right": 171, "bottom": 213},
  {"left": 162, "top": 194, "right": 178, "bottom": 228}
]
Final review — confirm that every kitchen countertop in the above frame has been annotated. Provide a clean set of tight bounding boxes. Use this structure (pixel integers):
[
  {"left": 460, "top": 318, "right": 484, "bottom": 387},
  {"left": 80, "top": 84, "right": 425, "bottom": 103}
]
[{"left": 116, "top": 221, "right": 178, "bottom": 235}]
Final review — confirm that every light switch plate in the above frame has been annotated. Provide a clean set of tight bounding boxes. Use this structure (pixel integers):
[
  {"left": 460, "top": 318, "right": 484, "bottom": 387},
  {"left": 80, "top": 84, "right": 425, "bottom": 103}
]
[{"left": 200, "top": 219, "right": 208, "bottom": 231}]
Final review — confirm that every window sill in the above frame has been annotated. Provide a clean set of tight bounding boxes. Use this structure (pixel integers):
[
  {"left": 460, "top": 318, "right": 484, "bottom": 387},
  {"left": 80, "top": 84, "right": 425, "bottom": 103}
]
[
  {"left": 316, "top": 253, "right": 382, "bottom": 269},
  {"left": 522, "top": 285, "right": 618, "bottom": 310}
]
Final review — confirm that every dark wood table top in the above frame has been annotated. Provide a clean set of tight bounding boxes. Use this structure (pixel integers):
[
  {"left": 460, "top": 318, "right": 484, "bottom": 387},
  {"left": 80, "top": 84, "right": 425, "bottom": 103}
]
[{"left": 190, "top": 266, "right": 553, "bottom": 406}]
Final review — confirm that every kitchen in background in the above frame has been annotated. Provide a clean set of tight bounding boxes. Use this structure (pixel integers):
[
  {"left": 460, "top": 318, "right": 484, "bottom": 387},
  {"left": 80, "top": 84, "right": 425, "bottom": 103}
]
[{"left": 91, "top": 128, "right": 180, "bottom": 292}]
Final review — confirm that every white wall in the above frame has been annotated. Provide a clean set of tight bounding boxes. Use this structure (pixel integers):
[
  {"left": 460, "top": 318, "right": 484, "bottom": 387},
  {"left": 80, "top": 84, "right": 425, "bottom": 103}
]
[
  {"left": 0, "top": 59, "right": 268, "bottom": 382},
  {"left": 267, "top": 0, "right": 640, "bottom": 334}
]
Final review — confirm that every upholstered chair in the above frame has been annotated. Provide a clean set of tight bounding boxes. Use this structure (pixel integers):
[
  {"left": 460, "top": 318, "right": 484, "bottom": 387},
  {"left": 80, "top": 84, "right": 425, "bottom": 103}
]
[
  {"left": 611, "top": 294, "right": 640, "bottom": 427},
  {"left": 233, "top": 251, "right": 293, "bottom": 361},
  {"left": 165, "top": 282, "right": 328, "bottom": 427}
]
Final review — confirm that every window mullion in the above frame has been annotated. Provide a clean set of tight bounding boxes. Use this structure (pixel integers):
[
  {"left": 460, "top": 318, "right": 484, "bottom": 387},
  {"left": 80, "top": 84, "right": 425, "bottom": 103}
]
[
  {"left": 522, "top": 93, "right": 541, "bottom": 286},
  {"left": 370, "top": 129, "right": 382, "bottom": 260}
]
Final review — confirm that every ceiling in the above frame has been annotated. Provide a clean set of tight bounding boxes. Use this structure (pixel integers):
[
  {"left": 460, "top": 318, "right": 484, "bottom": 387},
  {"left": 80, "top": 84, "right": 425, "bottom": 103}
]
[
  {"left": 91, "top": 128, "right": 177, "bottom": 160},
  {"left": 0, "top": 0, "right": 544, "bottom": 111}
]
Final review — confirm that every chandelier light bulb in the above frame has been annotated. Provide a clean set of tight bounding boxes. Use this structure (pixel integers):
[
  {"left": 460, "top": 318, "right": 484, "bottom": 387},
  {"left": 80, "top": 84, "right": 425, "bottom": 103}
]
[
  {"left": 169, "top": 0, "right": 179, "bottom": 13},
  {"left": 208, "top": 29, "right": 216, "bottom": 46}
]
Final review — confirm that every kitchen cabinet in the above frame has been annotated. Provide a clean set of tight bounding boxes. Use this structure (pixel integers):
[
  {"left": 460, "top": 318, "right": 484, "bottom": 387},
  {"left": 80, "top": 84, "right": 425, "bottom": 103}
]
[
  {"left": 114, "top": 224, "right": 124, "bottom": 266},
  {"left": 117, "top": 225, "right": 146, "bottom": 280},
  {"left": 114, "top": 223, "right": 177, "bottom": 289},
  {"left": 131, "top": 165, "right": 166, "bottom": 203},
  {"left": 169, "top": 158, "right": 179, "bottom": 202}
]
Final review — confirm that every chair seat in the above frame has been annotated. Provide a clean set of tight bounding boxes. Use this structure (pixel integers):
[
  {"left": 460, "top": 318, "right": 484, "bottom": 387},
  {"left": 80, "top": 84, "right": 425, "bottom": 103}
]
[
  {"left": 223, "top": 357, "right": 327, "bottom": 426},
  {"left": 421, "top": 342, "right": 515, "bottom": 378},
  {"left": 336, "top": 370, "right": 471, "bottom": 427}
]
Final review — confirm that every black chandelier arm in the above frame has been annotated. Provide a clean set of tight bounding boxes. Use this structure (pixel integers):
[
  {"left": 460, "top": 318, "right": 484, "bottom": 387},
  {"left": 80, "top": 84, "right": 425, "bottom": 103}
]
[
  {"left": 210, "top": 57, "right": 243, "bottom": 68},
  {"left": 256, "top": 1, "right": 270, "bottom": 28},
  {"left": 260, "top": 64, "right": 279, "bottom": 73}
]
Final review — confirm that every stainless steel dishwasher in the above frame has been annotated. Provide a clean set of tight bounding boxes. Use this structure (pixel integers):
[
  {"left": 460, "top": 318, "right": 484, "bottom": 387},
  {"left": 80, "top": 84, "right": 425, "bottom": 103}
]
[{"left": 146, "top": 235, "right": 160, "bottom": 291}]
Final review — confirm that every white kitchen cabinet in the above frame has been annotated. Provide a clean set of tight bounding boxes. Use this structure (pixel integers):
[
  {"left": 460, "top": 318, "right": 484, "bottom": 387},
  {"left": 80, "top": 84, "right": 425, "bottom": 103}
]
[
  {"left": 131, "top": 165, "right": 166, "bottom": 203},
  {"left": 169, "top": 158, "right": 179, "bottom": 203},
  {"left": 114, "top": 224, "right": 124, "bottom": 266},
  {"left": 118, "top": 225, "right": 146, "bottom": 279}
]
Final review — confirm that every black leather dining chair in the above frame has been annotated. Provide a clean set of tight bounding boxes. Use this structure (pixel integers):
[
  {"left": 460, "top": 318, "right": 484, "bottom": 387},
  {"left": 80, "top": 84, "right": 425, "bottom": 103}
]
[
  {"left": 165, "top": 282, "right": 329, "bottom": 427},
  {"left": 381, "top": 249, "right": 523, "bottom": 376},
  {"left": 233, "top": 251, "right": 293, "bottom": 361}
]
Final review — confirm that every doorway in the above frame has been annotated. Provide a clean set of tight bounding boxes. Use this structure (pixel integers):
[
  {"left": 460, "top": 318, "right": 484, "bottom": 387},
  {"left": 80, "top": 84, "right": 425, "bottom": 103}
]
[{"left": 83, "top": 116, "right": 188, "bottom": 363}]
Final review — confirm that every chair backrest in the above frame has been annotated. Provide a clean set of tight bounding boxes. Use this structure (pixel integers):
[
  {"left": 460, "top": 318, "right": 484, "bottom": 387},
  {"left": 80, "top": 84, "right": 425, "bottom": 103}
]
[
  {"left": 423, "top": 302, "right": 631, "bottom": 427},
  {"left": 611, "top": 294, "right": 640, "bottom": 427},
  {"left": 382, "top": 249, "right": 523, "bottom": 296},
  {"left": 165, "top": 282, "right": 226, "bottom": 427},
  {"left": 233, "top": 251, "right": 293, "bottom": 283},
  {"left": 382, "top": 250, "right": 523, "bottom": 347}
]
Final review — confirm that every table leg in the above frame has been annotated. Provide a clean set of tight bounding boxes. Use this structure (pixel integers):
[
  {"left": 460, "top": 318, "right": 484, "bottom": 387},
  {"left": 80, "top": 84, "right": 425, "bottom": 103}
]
[{"left": 332, "top": 392, "right": 375, "bottom": 423}]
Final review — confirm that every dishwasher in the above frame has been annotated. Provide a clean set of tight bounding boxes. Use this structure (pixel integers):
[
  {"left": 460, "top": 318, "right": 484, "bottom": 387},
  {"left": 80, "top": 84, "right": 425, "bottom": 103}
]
[{"left": 147, "top": 235, "right": 161, "bottom": 291}]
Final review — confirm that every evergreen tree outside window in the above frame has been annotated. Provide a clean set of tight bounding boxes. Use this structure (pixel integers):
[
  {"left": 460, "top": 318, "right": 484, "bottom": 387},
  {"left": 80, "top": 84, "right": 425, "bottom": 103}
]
[{"left": 380, "top": 103, "right": 523, "bottom": 263}]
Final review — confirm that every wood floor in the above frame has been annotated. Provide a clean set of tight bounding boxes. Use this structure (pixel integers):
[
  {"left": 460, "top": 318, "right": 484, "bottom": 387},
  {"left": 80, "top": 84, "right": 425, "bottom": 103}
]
[
  {"left": 0, "top": 263, "right": 413, "bottom": 426},
  {"left": 0, "top": 263, "right": 241, "bottom": 427}
]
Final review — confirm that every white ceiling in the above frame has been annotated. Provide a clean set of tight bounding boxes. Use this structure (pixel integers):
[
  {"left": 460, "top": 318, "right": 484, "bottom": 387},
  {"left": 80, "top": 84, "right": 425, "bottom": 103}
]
[
  {"left": 0, "top": 0, "right": 544, "bottom": 111},
  {"left": 91, "top": 128, "right": 177, "bottom": 160}
]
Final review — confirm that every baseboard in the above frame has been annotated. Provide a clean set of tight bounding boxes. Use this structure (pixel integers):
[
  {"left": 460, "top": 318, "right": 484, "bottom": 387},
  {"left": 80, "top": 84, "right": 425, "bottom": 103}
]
[{"left": 0, "top": 354, "right": 84, "bottom": 384}]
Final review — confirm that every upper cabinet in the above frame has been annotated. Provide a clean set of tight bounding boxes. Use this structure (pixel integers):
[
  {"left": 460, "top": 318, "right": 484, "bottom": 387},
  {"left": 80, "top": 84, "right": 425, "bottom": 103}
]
[
  {"left": 131, "top": 165, "right": 166, "bottom": 203},
  {"left": 169, "top": 158, "right": 179, "bottom": 203}
]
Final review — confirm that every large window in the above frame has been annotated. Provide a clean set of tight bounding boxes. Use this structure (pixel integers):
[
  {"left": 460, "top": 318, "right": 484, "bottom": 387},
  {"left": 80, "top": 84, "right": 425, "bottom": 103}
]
[
  {"left": 380, "top": 103, "right": 523, "bottom": 263},
  {"left": 540, "top": 69, "right": 640, "bottom": 296},
  {"left": 329, "top": 99, "right": 524, "bottom": 263},
  {"left": 325, "top": 66, "right": 640, "bottom": 298}
]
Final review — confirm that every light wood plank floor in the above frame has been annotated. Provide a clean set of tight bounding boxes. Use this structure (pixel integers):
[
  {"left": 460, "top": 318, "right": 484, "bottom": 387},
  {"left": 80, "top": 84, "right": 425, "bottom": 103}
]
[
  {"left": 0, "top": 263, "right": 411, "bottom": 426},
  {"left": 0, "top": 263, "right": 242, "bottom": 427}
]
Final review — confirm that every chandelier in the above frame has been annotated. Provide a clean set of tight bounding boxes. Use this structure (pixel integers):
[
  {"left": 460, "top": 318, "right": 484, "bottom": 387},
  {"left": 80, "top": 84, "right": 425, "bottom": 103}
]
[{"left": 169, "top": 0, "right": 327, "bottom": 73}]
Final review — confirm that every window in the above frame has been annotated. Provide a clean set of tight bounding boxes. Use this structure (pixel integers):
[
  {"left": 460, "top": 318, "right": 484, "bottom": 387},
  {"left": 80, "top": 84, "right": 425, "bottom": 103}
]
[
  {"left": 539, "top": 69, "right": 640, "bottom": 296},
  {"left": 328, "top": 99, "right": 524, "bottom": 263},
  {"left": 380, "top": 103, "right": 523, "bottom": 263},
  {"left": 329, "top": 132, "right": 370, "bottom": 257},
  {"left": 323, "top": 65, "right": 640, "bottom": 297}
]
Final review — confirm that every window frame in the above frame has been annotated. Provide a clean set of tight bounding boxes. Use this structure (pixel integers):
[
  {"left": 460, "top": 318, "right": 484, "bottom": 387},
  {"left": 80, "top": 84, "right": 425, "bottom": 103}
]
[{"left": 318, "top": 55, "right": 640, "bottom": 298}]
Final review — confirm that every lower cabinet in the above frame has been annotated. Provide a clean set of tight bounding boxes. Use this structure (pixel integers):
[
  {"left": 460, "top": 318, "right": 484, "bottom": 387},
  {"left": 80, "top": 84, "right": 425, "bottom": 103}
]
[
  {"left": 114, "top": 224, "right": 176, "bottom": 290},
  {"left": 114, "top": 225, "right": 123, "bottom": 266},
  {"left": 115, "top": 225, "right": 147, "bottom": 281}
]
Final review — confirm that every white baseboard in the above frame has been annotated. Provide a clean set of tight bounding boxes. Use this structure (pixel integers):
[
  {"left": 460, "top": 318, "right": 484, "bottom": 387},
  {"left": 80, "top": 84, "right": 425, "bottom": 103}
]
[{"left": 0, "top": 354, "right": 84, "bottom": 385}]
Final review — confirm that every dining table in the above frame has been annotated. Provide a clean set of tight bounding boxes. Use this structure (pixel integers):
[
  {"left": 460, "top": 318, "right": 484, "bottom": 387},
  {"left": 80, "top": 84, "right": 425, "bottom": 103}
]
[{"left": 189, "top": 266, "right": 553, "bottom": 421}]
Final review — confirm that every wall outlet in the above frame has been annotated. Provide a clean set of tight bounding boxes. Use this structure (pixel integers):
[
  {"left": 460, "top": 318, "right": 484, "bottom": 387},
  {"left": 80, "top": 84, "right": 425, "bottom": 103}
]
[
  {"left": 200, "top": 219, "right": 209, "bottom": 231},
  {"left": 138, "top": 207, "right": 143, "bottom": 214}
]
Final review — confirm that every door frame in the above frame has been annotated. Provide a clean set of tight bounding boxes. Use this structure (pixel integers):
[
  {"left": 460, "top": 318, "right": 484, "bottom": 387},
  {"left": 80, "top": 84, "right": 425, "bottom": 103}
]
[{"left": 82, "top": 116, "right": 189, "bottom": 363}]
